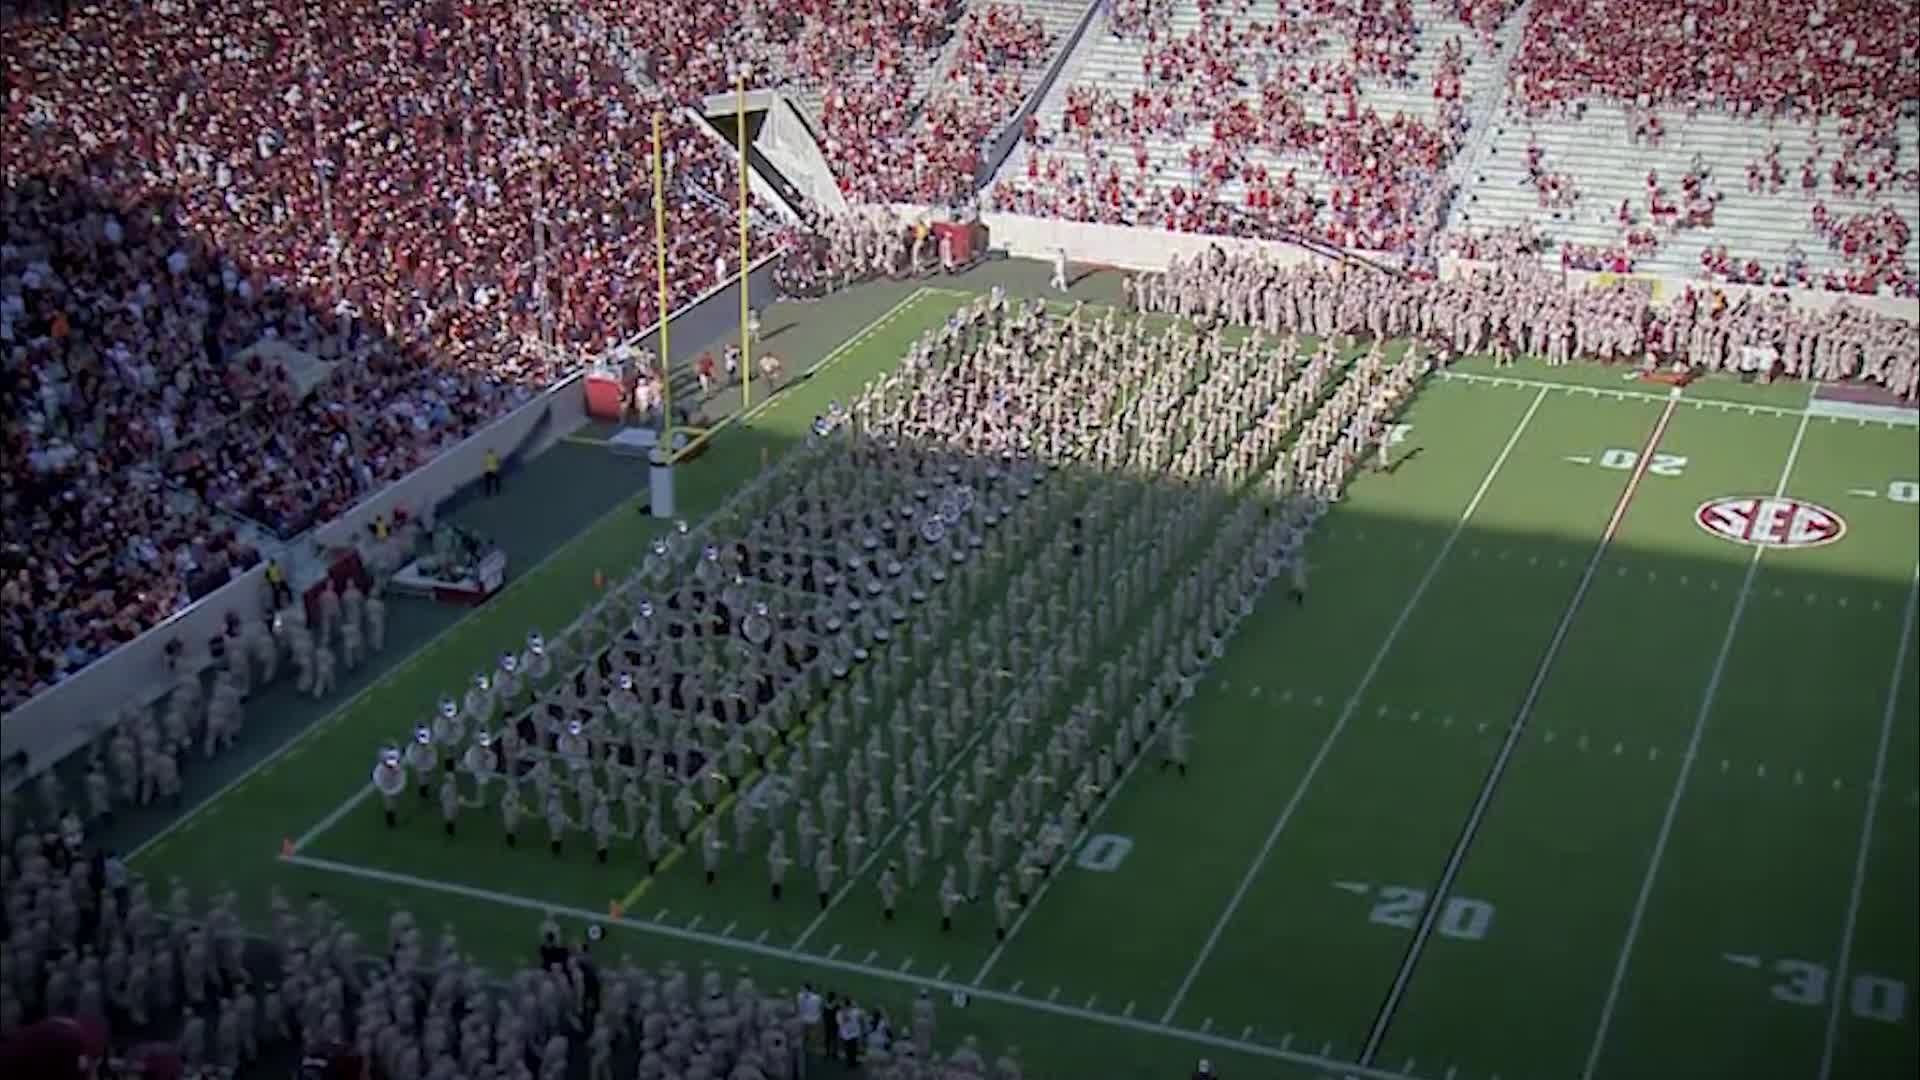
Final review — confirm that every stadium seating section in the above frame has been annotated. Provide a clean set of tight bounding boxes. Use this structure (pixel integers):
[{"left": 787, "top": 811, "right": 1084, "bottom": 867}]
[{"left": 3, "top": 0, "right": 1916, "bottom": 711}]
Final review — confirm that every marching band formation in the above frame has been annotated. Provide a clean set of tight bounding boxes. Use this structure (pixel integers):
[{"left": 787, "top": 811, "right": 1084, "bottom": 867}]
[{"left": 362, "top": 289, "right": 1423, "bottom": 954}]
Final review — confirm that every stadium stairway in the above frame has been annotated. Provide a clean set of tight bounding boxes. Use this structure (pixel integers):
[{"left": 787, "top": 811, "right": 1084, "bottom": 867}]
[{"left": 990, "top": 0, "right": 1506, "bottom": 215}]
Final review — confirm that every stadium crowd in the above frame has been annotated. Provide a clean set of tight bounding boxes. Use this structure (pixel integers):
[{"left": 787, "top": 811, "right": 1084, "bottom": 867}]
[
  {"left": 1501, "top": 0, "right": 1918, "bottom": 294},
  {"left": 992, "top": 0, "right": 1469, "bottom": 259},
  {"left": 0, "top": 0, "right": 778, "bottom": 707}
]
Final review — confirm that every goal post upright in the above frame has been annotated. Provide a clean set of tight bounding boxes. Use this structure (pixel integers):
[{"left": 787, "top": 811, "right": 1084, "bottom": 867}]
[
  {"left": 653, "top": 109, "right": 673, "bottom": 454},
  {"left": 736, "top": 65, "right": 752, "bottom": 412}
]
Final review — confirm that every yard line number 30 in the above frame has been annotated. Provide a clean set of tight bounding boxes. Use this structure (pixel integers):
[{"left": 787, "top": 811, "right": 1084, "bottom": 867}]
[{"left": 1769, "top": 959, "right": 1909, "bottom": 1024}]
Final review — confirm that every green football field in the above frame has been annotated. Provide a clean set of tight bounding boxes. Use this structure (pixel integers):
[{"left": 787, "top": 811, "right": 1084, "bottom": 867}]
[{"left": 129, "top": 277, "right": 1919, "bottom": 1080}]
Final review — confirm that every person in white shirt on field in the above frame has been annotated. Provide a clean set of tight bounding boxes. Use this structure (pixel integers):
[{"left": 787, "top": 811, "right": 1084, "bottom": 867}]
[{"left": 1050, "top": 246, "right": 1069, "bottom": 292}]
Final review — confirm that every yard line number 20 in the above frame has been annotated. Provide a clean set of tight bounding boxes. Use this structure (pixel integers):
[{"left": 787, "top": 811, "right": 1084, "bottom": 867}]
[
  {"left": 1340, "top": 882, "right": 1497, "bottom": 941},
  {"left": 1599, "top": 448, "right": 1690, "bottom": 476}
]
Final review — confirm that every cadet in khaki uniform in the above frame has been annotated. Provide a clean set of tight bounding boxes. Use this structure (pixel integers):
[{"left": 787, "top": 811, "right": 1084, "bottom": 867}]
[
  {"left": 877, "top": 863, "right": 900, "bottom": 923},
  {"left": 938, "top": 865, "right": 962, "bottom": 933},
  {"left": 767, "top": 828, "right": 792, "bottom": 901}
]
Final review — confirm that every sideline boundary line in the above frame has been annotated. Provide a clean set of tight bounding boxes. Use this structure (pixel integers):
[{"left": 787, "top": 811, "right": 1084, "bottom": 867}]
[
  {"left": 279, "top": 851, "right": 1421, "bottom": 1080},
  {"left": 1817, "top": 561, "right": 1920, "bottom": 1080},
  {"left": 1360, "top": 391, "right": 1685, "bottom": 1063},
  {"left": 141, "top": 289, "right": 947, "bottom": 866},
  {"left": 1436, "top": 368, "right": 1809, "bottom": 418},
  {"left": 1576, "top": 408, "right": 1812, "bottom": 1079},
  {"left": 972, "top": 700, "right": 1159, "bottom": 984},
  {"left": 1160, "top": 386, "right": 1553, "bottom": 1025},
  {"left": 671, "top": 289, "right": 933, "bottom": 463}
]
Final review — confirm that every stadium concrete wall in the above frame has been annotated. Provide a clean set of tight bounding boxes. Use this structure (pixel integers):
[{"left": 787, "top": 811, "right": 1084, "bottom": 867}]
[
  {"left": 973, "top": 210, "right": 1356, "bottom": 272},
  {"left": 964, "top": 212, "right": 1920, "bottom": 323},
  {"left": 0, "top": 259, "right": 780, "bottom": 783}
]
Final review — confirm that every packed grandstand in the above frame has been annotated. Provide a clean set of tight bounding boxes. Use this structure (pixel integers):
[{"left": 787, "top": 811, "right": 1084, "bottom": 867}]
[{"left": 2, "top": 1, "right": 1917, "bottom": 1074}]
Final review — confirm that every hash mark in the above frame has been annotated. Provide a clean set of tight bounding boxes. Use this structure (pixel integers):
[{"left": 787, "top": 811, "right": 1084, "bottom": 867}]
[
  {"left": 1757, "top": 763, "right": 1767, "bottom": 778},
  {"left": 1242, "top": 1025, "right": 1253, "bottom": 1039},
  {"left": 1477, "top": 722, "right": 1488, "bottom": 733},
  {"left": 1312, "top": 695, "right": 1325, "bottom": 707},
  {"left": 1086, "top": 994, "right": 1099, "bottom": 1010},
  {"left": 1528, "top": 555, "right": 1539, "bottom": 566},
  {"left": 1009, "top": 980, "right": 1023, "bottom": 994},
  {"left": 1123, "top": 1001, "right": 1136, "bottom": 1017},
  {"left": 720, "top": 921, "right": 736, "bottom": 937},
  {"left": 935, "top": 963, "right": 951, "bottom": 980},
  {"left": 826, "top": 944, "right": 842, "bottom": 959},
  {"left": 1577, "top": 734, "right": 1590, "bottom": 752},
  {"left": 863, "top": 949, "right": 879, "bottom": 965},
  {"left": 1617, "top": 566, "right": 1628, "bottom": 578},
  {"left": 1649, "top": 747, "right": 1659, "bottom": 761},
  {"left": 1047, "top": 986, "right": 1060, "bottom": 1002},
  {"left": 1613, "top": 742, "right": 1624, "bottom": 755},
  {"left": 1794, "top": 770, "right": 1804, "bottom": 786},
  {"left": 1833, "top": 778, "right": 1843, "bottom": 791},
  {"left": 1200, "top": 1017, "right": 1213, "bottom": 1033},
  {"left": 1332, "top": 881, "right": 1371, "bottom": 895},
  {"left": 1723, "top": 953, "right": 1762, "bottom": 969},
  {"left": 1545, "top": 730, "right": 1557, "bottom": 744},
  {"left": 686, "top": 915, "right": 701, "bottom": 931},
  {"left": 1281, "top": 1034, "right": 1294, "bottom": 1050},
  {"left": 655, "top": 908, "right": 670, "bottom": 921},
  {"left": 1720, "top": 759, "right": 1730, "bottom": 772},
  {"left": 756, "top": 928, "right": 769, "bottom": 943},
  {"left": 1377, "top": 704, "right": 1390, "bottom": 718}
]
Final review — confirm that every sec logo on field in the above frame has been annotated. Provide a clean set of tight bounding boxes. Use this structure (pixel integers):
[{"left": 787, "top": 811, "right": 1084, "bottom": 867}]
[{"left": 1695, "top": 496, "right": 1847, "bottom": 549}]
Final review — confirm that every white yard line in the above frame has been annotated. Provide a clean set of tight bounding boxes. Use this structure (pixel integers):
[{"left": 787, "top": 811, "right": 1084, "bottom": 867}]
[
  {"left": 972, "top": 717, "right": 1159, "bottom": 984},
  {"left": 1577, "top": 407, "right": 1811, "bottom": 1080},
  {"left": 1436, "top": 368, "right": 1805, "bottom": 418},
  {"left": 292, "top": 784, "right": 376, "bottom": 854},
  {"left": 1360, "top": 392, "right": 1684, "bottom": 1064},
  {"left": 734, "top": 289, "right": 931, "bottom": 430},
  {"left": 1817, "top": 562, "right": 1920, "bottom": 1080},
  {"left": 1159, "top": 386, "right": 1552, "bottom": 1025},
  {"left": 147, "top": 290, "right": 946, "bottom": 867},
  {"left": 791, "top": 714, "right": 999, "bottom": 950},
  {"left": 279, "top": 851, "right": 1421, "bottom": 1080}
]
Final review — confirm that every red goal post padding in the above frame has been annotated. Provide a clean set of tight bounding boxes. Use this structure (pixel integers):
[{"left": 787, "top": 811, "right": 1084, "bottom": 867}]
[{"left": 584, "top": 370, "right": 625, "bottom": 421}]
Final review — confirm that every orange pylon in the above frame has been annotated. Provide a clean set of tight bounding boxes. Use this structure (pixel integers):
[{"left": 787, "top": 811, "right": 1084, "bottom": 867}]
[
  {"left": 280, "top": 837, "right": 294, "bottom": 857},
  {"left": 608, "top": 900, "right": 624, "bottom": 919},
  {"left": 593, "top": 568, "right": 606, "bottom": 590}
]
